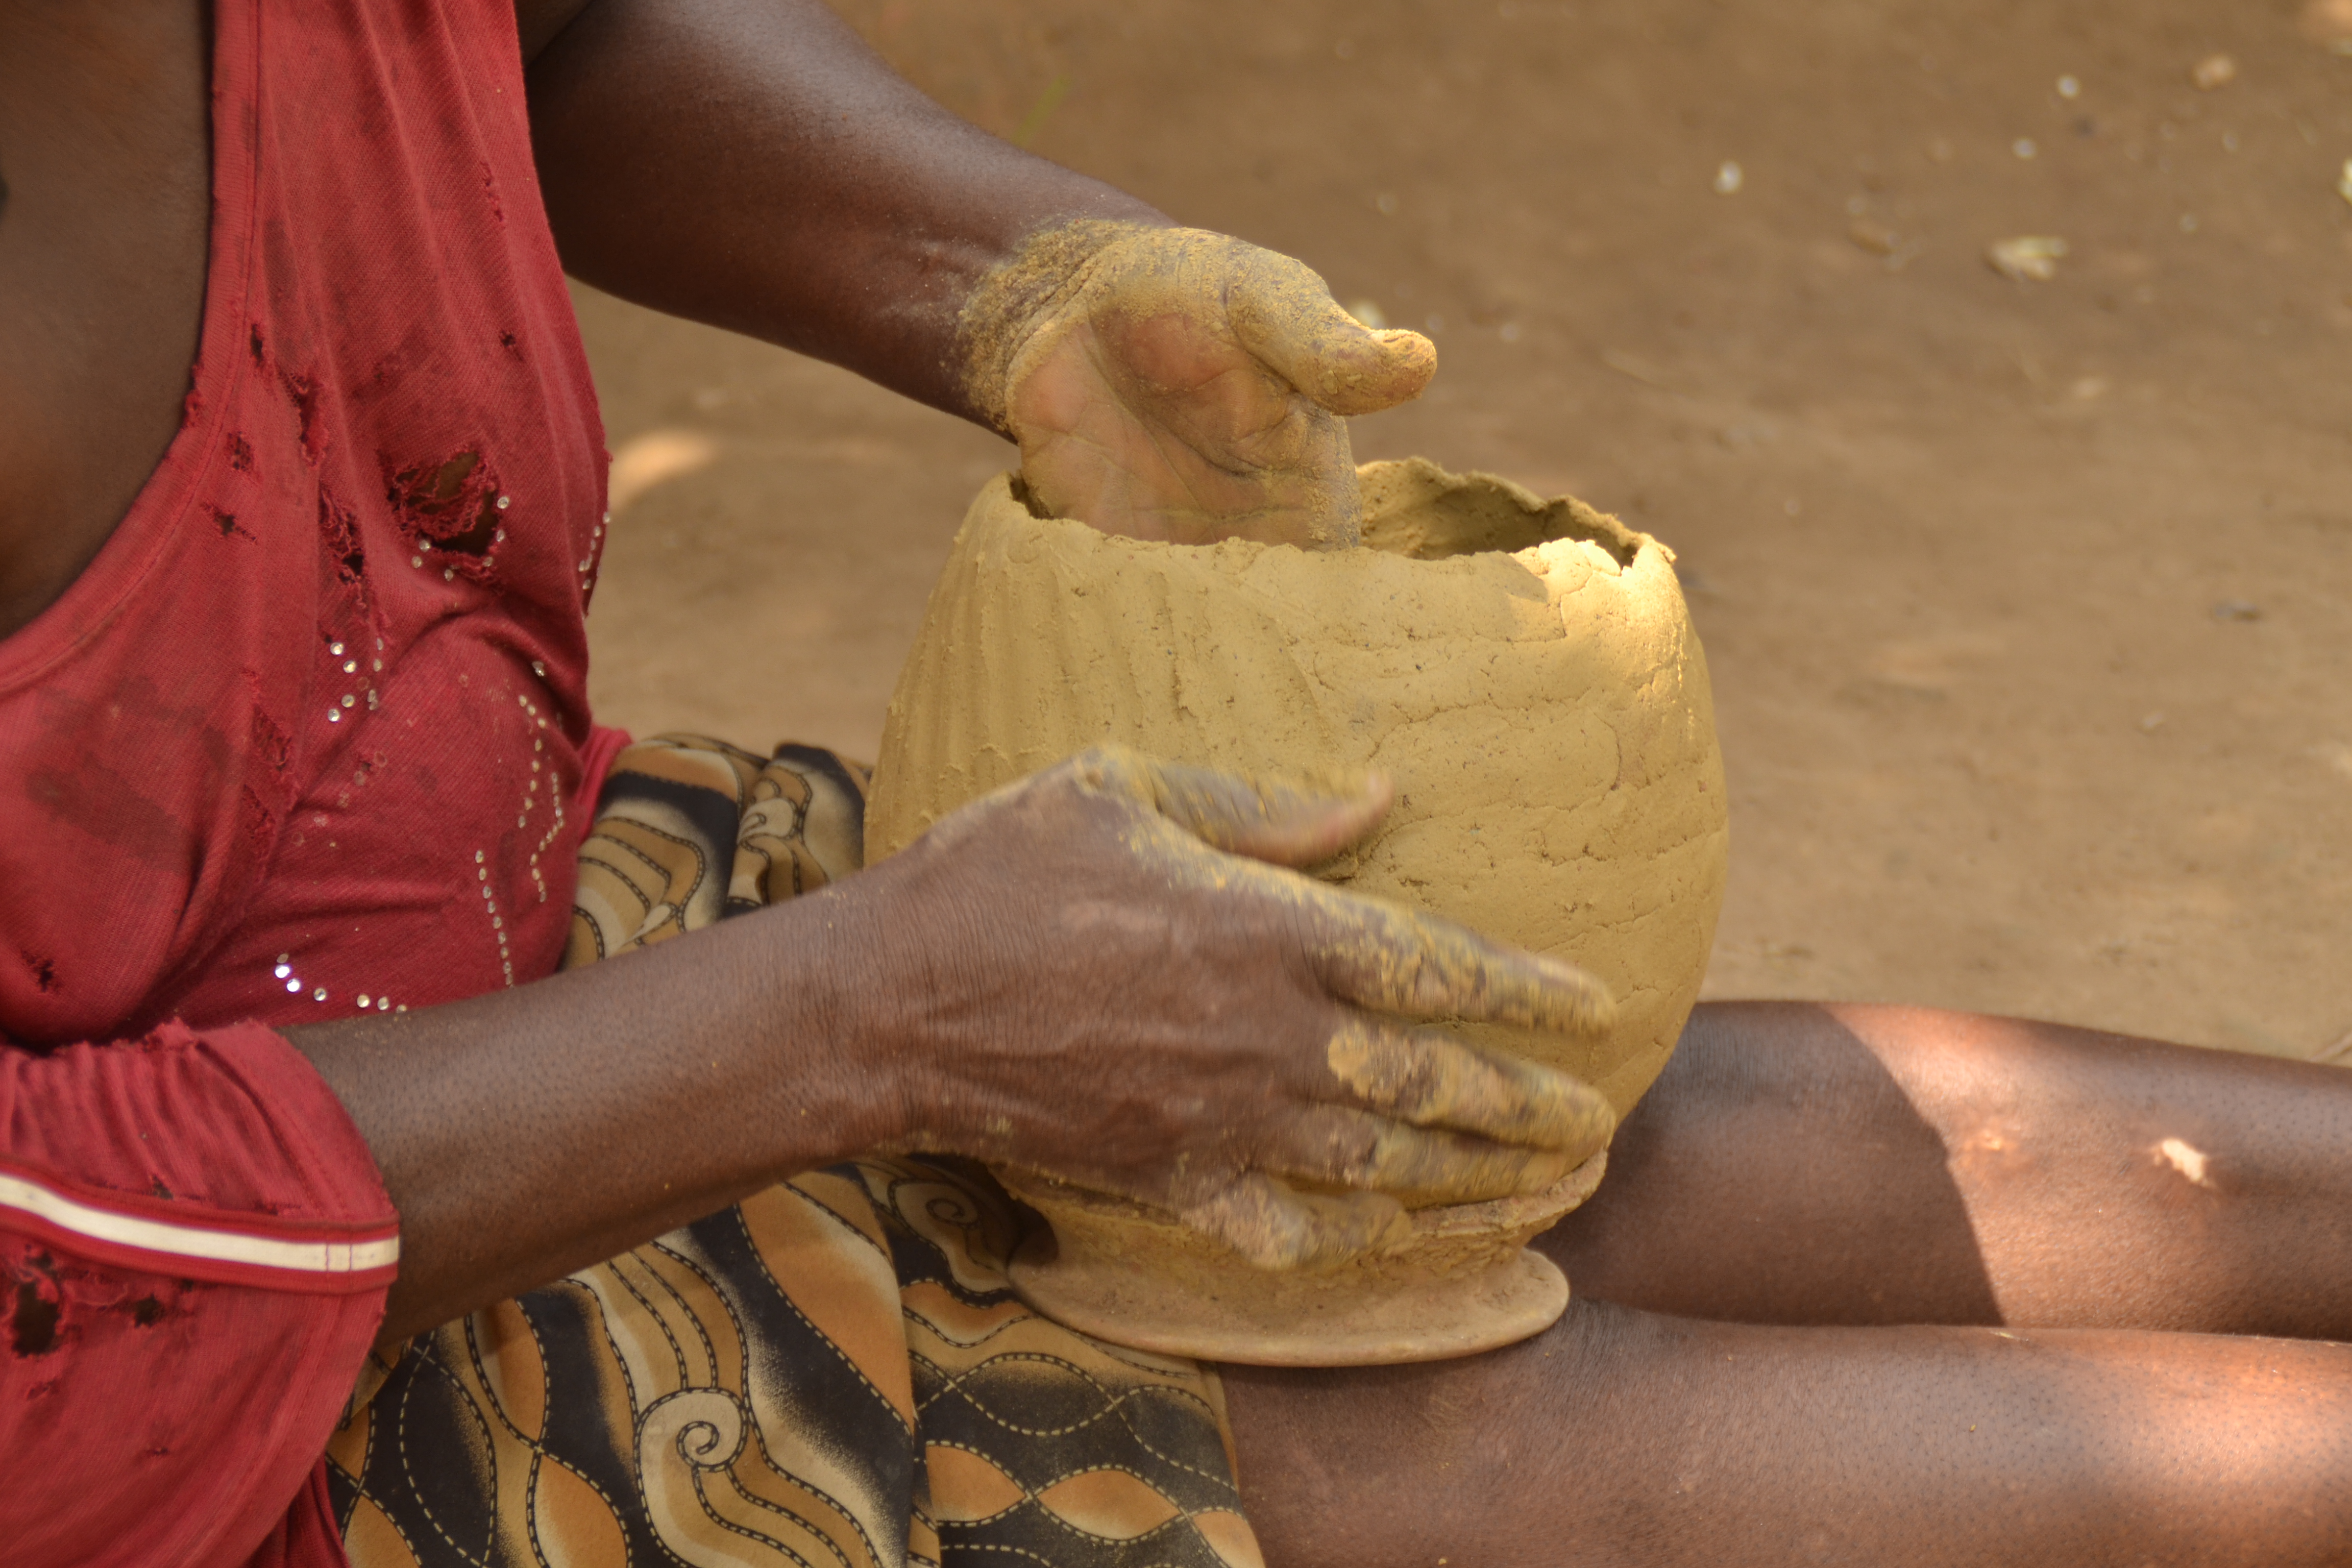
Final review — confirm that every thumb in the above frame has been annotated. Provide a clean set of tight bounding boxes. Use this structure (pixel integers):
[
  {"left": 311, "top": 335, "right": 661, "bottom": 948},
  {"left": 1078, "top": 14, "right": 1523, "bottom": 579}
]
[
  {"left": 1225, "top": 249, "right": 1437, "bottom": 416},
  {"left": 1181, "top": 1173, "right": 1414, "bottom": 1270},
  {"left": 1075, "top": 747, "right": 1391, "bottom": 867}
]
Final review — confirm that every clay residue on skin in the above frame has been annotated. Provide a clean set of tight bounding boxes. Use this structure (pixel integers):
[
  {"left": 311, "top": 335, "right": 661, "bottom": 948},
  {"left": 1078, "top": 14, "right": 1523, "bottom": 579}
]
[
  {"left": 1054, "top": 744, "right": 1619, "bottom": 1205},
  {"left": 1300, "top": 893, "right": 1616, "bottom": 1038},
  {"left": 954, "top": 218, "right": 1436, "bottom": 549},
  {"left": 1117, "top": 748, "right": 1390, "bottom": 863},
  {"left": 1323, "top": 1018, "right": 1616, "bottom": 1164},
  {"left": 1095, "top": 757, "right": 1617, "bottom": 1042},
  {"left": 955, "top": 217, "right": 1145, "bottom": 435},
  {"left": 971, "top": 745, "right": 1617, "bottom": 1226}
]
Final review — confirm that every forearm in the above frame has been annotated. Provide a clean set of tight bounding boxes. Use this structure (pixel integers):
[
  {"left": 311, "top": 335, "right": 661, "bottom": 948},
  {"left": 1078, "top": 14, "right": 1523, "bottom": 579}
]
[
  {"left": 522, "top": 0, "right": 1167, "bottom": 425},
  {"left": 286, "top": 885, "right": 896, "bottom": 1341}
]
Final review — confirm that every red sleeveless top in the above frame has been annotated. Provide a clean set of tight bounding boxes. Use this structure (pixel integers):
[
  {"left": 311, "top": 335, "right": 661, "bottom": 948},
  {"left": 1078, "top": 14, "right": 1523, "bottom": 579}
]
[
  {"left": 0, "top": 3, "right": 618, "bottom": 1562},
  {"left": 0, "top": 1, "right": 610, "bottom": 1041}
]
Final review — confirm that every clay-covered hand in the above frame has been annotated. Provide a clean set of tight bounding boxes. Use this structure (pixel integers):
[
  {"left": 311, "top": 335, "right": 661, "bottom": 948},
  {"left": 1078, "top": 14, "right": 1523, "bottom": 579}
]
[
  {"left": 840, "top": 746, "right": 1617, "bottom": 1269},
  {"left": 958, "top": 221, "right": 1435, "bottom": 550}
]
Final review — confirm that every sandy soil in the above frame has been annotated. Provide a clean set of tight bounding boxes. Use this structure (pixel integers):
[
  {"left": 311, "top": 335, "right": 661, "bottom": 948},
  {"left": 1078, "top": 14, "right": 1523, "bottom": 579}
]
[{"left": 577, "top": 0, "right": 2352, "bottom": 1059}]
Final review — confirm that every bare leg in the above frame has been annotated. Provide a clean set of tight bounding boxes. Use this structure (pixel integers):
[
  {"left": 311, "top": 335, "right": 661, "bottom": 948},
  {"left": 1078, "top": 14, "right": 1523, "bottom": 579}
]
[
  {"left": 1541, "top": 1001, "right": 2352, "bottom": 1337},
  {"left": 1225, "top": 1302, "right": 2352, "bottom": 1566},
  {"left": 1222, "top": 1003, "right": 2352, "bottom": 1564}
]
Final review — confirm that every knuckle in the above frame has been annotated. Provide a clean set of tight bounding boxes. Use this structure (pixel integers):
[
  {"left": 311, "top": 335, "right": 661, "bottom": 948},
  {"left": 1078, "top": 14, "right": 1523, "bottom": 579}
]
[{"left": 1318, "top": 1115, "right": 1391, "bottom": 1185}]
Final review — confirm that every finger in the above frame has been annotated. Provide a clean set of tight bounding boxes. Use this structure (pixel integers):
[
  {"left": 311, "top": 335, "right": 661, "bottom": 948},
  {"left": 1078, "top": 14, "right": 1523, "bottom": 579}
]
[
  {"left": 1326, "top": 1018, "right": 1617, "bottom": 1157},
  {"left": 1308, "top": 893, "right": 1616, "bottom": 1038},
  {"left": 1179, "top": 1172, "right": 1412, "bottom": 1270},
  {"left": 1269, "top": 1104, "right": 1585, "bottom": 1207},
  {"left": 1068, "top": 746, "right": 1391, "bottom": 867},
  {"left": 1224, "top": 250, "right": 1438, "bottom": 416},
  {"left": 1152, "top": 762, "right": 1392, "bottom": 865},
  {"left": 1062, "top": 748, "right": 1613, "bottom": 1033}
]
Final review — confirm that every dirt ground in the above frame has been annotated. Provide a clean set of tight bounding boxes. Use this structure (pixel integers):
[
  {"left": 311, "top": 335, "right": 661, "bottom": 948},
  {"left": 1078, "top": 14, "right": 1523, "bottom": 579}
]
[{"left": 577, "top": 0, "right": 2352, "bottom": 1059}]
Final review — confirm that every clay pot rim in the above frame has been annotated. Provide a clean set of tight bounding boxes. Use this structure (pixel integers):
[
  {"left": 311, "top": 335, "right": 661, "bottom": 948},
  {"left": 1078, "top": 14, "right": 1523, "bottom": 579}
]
[{"left": 1005, "top": 456, "right": 1658, "bottom": 571}]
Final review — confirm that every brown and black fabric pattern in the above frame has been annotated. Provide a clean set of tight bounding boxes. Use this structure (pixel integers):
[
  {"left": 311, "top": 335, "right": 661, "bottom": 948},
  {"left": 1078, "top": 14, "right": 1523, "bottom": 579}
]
[{"left": 329, "top": 735, "right": 1265, "bottom": 1568}]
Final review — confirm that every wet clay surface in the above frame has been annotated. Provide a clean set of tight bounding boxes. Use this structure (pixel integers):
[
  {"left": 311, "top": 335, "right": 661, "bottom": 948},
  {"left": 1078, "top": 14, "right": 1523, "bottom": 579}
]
[
  {"left": 862, "top": 475, "right": 1718, "bottom": 1362},
  {"left": 580, "top": 0, "right": 2352, "bottom": 1057}
]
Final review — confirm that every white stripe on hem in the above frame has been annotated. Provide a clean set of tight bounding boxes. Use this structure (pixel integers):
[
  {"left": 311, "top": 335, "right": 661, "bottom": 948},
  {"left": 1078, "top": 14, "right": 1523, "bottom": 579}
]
[{"left": 0, "top": 1169, "right": 398, "bottom": 1275}]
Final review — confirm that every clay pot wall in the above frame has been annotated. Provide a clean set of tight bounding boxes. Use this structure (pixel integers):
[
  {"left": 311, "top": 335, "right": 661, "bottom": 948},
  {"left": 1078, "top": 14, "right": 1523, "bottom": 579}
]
[{"left": 866, "top": 458, "right": 1727, "bottom": 1361}]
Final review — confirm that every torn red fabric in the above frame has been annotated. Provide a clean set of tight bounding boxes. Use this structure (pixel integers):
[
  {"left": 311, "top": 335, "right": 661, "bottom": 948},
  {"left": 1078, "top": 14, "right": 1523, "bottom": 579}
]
[
  {"left": 1, "top": 1024, "right": 397, "bottom": 1566},
  {"left": 0, "top": 1, "right": 616, "bottom": 1563}
]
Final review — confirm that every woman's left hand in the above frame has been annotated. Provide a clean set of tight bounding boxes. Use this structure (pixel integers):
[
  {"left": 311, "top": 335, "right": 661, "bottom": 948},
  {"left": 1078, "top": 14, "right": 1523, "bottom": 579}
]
[{"left": 961, "top": 223, "right": 1436, "bottom": 549}]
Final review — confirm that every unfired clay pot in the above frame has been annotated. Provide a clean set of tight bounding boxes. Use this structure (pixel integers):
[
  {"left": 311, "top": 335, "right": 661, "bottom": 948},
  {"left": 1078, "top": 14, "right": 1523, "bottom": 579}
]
[{"left": 866, "top": 458, "right": 1728, "bottom": 1364}]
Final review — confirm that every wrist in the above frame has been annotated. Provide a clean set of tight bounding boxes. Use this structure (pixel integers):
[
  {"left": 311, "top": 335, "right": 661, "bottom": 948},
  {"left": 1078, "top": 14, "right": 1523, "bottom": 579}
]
[
  {"left": 953, "top": 213, "right": 1177, "bottom": 435},
  {"left": 755, "top": 874, "right": 927, "bottom": 1164}
]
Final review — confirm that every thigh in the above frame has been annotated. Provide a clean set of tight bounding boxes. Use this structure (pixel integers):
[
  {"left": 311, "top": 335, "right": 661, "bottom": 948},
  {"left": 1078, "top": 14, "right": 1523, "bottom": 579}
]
[
  {"left": 1537, "top": 1001, "right": 2352, "bottom": 1337},
  {"left": 1221, "top": 1297, "right": 2352, "bottom": 1568}
]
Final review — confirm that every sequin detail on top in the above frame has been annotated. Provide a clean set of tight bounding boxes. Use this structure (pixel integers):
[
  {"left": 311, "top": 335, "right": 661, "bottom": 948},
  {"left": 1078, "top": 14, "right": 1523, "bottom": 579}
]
[{"left": 0, "top": 0, "right": 609, "bottom": 1046}]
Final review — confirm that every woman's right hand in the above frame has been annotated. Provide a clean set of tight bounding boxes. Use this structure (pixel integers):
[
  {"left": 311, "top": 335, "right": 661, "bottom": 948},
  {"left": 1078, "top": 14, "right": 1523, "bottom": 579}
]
[
  {"left": 830, "top": 747, "right": 1619, "bottom": 1270},
  {"left": 298, "top": 746, "right": 1618, "bottom": 1338}
]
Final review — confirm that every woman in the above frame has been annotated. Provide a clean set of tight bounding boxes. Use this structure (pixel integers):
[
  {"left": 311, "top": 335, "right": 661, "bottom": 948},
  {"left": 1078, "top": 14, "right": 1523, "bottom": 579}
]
[{"left": 4, "top": 3, "right": 2348, "bottom": 1565}]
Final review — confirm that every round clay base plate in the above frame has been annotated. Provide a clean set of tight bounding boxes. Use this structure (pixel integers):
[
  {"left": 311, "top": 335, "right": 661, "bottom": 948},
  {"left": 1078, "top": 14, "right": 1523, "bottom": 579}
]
[{"left": 1006, "top": 1242, "right": 1570, "bottom": 1367}]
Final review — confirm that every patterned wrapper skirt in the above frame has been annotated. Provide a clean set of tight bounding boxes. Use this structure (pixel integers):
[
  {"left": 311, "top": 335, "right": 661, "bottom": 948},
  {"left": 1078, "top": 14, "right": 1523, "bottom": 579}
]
[{"left": 328, "top": 737, "right": 1265, "bottom": 1568}]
